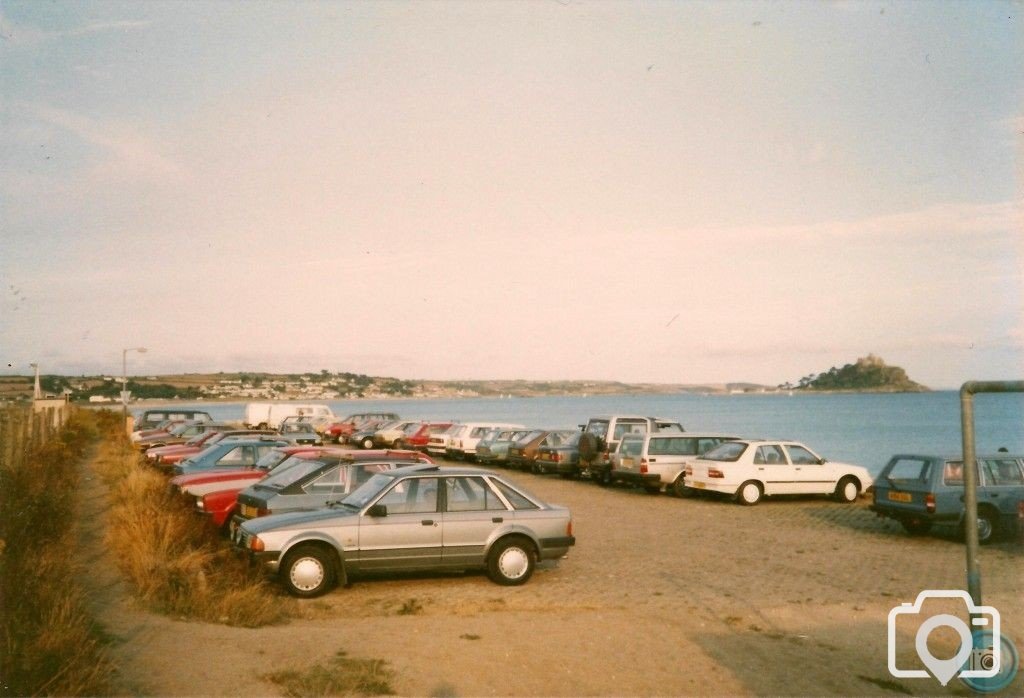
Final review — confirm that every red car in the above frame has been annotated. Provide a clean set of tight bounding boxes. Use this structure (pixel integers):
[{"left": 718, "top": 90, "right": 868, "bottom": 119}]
[
  {"left": 324, "top": 412, "right": 400, "bottom": 444},
  {"left": 396, "top": 422, "right": 454, "bottom": 451},
  {"left": 198, "top": 487, "right": 245, "bottom": 531}
]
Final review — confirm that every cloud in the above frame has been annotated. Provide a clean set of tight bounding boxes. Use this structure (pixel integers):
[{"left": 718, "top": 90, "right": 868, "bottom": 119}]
[
  {"left": 0, "top": 11, "right": 152, "bottom": 46},
  {"left": 22, "top": 102, "right": 185, "bottom": 183},
  {"left": 699, "top": 199, "right": 1023, "bottom": 246}
]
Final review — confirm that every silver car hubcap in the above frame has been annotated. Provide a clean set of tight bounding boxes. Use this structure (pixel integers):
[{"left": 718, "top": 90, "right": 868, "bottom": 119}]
[
  {"left": 742, "top": 484, "right": 759, "bottom": 503},
  {"left": 290, "top": 557, "right": 325, "bottom": 591},
  {"left": 978, "top": 519, "right": 992, "bottom": 541},
  {"left": 498, "top": 547, "right": 529, "bottom": 579},
  {"left": 843, "top": 482, "right": 857, "bottom": 500}
]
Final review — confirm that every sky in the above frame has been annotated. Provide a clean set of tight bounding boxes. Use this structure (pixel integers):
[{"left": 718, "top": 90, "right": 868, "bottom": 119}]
[{"left": 1, "top": 1, "right": 1021, "bottom": 389}]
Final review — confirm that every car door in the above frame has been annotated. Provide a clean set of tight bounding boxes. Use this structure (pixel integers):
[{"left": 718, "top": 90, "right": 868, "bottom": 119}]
[
  {"left": 440, "top": 476, "right": 510, "bottom": 568},
  {"left": 753, "top": 444, "right": 799, "bottom": 495},
  {"left": 357, "top": 476, "right": 442, "bottom": 571},
  {"left": 783, "top": 444, "right": 833, "bottom": 494},
  {"left": 979, "top": 458, "right": 1024, "bottom": 518}
]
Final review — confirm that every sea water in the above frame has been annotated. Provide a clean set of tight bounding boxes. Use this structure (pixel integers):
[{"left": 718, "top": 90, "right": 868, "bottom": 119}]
[{"left": 150, "top": 391, "right": 1024, "bottom": 476}]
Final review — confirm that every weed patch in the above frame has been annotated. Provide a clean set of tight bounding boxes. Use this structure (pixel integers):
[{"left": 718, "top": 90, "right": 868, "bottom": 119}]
[
  {"left": 266, "top": 649, "right": 395, "bottom": 696},
  {"left": 96, "top": 421, "right": 294, "bottom": 627}
]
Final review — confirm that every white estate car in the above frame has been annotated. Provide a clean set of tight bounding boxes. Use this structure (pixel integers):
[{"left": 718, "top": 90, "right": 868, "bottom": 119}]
[{"left": 684, "top": 440, "right": 873, "bottom": 505}]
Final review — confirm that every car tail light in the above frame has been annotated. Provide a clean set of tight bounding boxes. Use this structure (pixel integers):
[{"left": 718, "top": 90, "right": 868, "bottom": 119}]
[
  {"left": 708, "top": 468, "right": 725, "bottom": 479},
  {"left": 685, "top": 465, "right": 693, "bottom": 475},
  {"left": 257, "top": 507, "right": 271, "bottom": 517},
  {"left": 639, "top": 458, "right": 648, "bottom": 474},
  {"left": 566, "top": 520, "right": 574, "bottom": 537},
  {"left": 925, "top": 493, "right": 935, "bottom": 514},
  {"left": 552, "top": 452, "right": 561, "bottom": 463},
  {"left": 249, "top": 536, "right": 265, "bottom": 552}
]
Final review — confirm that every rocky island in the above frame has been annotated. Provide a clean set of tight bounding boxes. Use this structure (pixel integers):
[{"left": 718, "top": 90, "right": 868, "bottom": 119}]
[{"left": 786, "top": 354, "right": 929, "bottom": 393}]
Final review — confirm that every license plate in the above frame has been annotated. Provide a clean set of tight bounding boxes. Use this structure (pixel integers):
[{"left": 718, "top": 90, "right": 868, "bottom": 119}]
[
  {"left": 241, "top": 504, "right": 259, "bottom": 517},
  {"left": 621, "top": 458, "right": 634, "bottom": 468},
  {"left": 692, "top": 481, "right": 706, "bottom": 489},
  {"left": 540, "top": 453, "right": 550, "bottom": 460},
  {"left": 887, "top": 491, "right": 912, "bottom": 503}
]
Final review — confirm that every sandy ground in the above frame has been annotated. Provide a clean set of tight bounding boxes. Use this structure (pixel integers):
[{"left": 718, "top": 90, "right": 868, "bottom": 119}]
[{"left": 78, "top": 453, "right": 1023, "bottom": 697}]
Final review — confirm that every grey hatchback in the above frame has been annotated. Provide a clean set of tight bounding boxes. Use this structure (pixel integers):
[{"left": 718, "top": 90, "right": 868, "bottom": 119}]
[
  {"left": 870, "top": 453, "right": 1024, "bottom": 543},
  {"left": 235, "top": 465, "right": 576, "bottom": 597}
]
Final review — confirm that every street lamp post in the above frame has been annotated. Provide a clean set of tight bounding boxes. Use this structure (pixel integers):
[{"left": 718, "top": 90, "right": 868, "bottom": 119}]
[
  {"left": 121, "top": 347, "right": 148, "bottom": 422},
  {"left": 29, "top": 362, "right": 41, "bottom": 400}
]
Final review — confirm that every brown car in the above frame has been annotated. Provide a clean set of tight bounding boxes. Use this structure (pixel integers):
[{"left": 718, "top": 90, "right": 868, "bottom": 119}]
[{"left": 508, "top": 430, "right": 580, "bottom": 473}]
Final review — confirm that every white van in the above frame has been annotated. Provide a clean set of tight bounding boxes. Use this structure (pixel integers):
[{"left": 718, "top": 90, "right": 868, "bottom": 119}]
[{"left": 243, "top": 402, "right": 336, "bottom": 430}]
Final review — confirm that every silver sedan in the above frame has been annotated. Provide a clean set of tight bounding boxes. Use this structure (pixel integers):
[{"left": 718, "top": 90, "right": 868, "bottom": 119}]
[{"left": 234, "top": 465, "right": 576, "bottom": 597}]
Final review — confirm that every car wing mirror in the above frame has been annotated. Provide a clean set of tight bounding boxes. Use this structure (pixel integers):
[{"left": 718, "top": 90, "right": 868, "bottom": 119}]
[
  {"left": 818, "top": 458, "right": 827, "bottom": 465},
  {"left": 367, "top": 504, "right": 388, "bottom": 517}
]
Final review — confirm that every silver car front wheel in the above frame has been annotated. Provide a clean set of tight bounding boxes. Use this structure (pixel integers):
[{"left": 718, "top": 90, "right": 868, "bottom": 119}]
[{"left": 282, "top": 544, "right": 335, "bottom": 598}]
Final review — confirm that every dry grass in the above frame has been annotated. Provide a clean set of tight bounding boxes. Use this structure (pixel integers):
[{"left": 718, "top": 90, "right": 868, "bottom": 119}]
[
  {"left": 96, "top": 423, "right": 294, "bottom": 627},
  {"left": 265, "top": 650, "right": 396, "bottom": 697},
  {"left": 0, "top": 408, "right": 116, "bottom": 696}
]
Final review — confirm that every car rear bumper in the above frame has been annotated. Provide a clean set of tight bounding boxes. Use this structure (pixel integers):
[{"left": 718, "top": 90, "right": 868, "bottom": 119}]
[
  {"left": 538, "top": 536, "right": 576, "bottom": 559},
  {"left": 686, "top": 479, "right": 735, "bottom": 495},
  {"left": 614, "top": 471, "right": 661, "bottom": 486}
]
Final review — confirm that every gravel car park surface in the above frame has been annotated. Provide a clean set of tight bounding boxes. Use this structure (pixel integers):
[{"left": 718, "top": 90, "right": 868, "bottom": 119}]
[{"left": 79, "top": 449, "right": 1023, "bottom": 696}]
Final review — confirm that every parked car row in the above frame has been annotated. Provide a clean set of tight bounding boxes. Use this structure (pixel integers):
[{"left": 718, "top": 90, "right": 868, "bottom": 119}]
[
  {"left": 132, "top": 406, "right": 1021, "bottom": 602},
  {"left": 150, "top": 437, "right": 575, "bottom": 598}
]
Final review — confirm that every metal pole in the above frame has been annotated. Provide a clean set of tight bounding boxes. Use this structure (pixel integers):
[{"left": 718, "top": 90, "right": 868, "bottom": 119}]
[{"left": 959, "top": 380, "right": 1024, "bottom": 609}]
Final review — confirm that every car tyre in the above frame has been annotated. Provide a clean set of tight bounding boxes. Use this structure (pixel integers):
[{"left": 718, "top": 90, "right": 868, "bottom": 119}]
[
  {"left": 360, "top": 437, "right": 374, "bottom": 449},
  {"left": 578, "top": 433, "right": 604, "bottom": 463},
  {"left": 594, "top": 467, "right": 611, "bottom": 487},
  {"left": 281, "top": 544, "right": 336, "bottom": 598},
  {"left": 393, "top": 439, "right": 405, "bottom": 450},
  {"left": 736, "top": 480, "right": 763, "bottom": 506},
  {"left": 834, "top": 476, "right": 860, "bottom": 503},
  {"left": 487, "top": 536, "right": 536, "bottom": 586},
  {"left": 975, "top": 510, "right": 1000, "bottom": 545}
]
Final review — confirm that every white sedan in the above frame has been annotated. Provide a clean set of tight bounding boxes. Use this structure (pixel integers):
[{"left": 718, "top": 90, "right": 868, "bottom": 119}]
[{"left": 684, "top": 440, "right": 872, "bottom": 505}]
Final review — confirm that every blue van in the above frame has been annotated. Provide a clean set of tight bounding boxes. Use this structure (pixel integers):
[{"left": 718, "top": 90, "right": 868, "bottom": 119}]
[{"left": 871, "top": 453, "right": 1024, "bottom": 544}]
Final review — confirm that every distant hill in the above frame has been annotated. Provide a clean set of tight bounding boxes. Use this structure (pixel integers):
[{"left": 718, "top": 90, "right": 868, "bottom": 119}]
[
  {"left": 790, "top": 355, "right": 928, "bottom": 392},
  {"left": 0, "top": 372, "right": 773, "bottom": 402}
]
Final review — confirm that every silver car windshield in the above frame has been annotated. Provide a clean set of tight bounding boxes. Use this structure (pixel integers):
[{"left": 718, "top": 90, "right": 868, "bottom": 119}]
[{"left": 342, "top": 472, "right": 396, "bottom": 509}]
